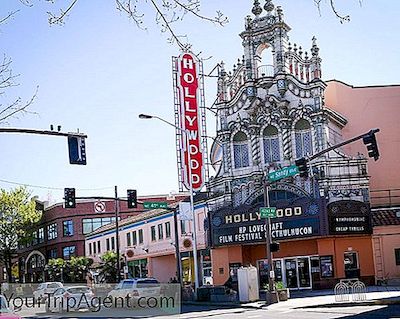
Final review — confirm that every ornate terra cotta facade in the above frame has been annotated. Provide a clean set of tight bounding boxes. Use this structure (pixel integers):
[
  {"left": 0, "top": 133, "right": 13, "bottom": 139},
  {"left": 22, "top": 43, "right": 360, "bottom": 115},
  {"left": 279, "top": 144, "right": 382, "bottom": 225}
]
[{"left": 206, "top": 1, "right": 374, "bottom": 290}]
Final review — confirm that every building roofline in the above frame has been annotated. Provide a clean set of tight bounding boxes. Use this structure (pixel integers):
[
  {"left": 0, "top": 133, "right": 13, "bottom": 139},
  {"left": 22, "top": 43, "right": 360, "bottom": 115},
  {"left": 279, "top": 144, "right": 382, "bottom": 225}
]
[
  {"left": 85, "top": 202, "right": 207, "bottom": 239},
  {"left": 326, "top": 79, "right": 400, "bottom": 89}
]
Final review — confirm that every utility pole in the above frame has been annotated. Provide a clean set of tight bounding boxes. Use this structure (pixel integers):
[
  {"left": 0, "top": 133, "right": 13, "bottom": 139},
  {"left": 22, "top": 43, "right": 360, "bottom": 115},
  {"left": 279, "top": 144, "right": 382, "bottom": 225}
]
[
  {"left": 173, "top": 209, "right": 182, "bottom": 285},
  {"left": 114, "top": 186, "right": 121, "bottom": 282},
  {"left": 263, "top": 181, "right": 276, "bottom": 303}
]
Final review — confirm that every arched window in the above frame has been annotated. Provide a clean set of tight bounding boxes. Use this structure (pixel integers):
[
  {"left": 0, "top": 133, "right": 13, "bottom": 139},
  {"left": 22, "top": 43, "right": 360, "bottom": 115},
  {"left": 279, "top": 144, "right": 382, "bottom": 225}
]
[
  {"left": 263, "top": 125, "right": 280, "bottom": 163},
  {"left": 233, "top": 131, "right": 250, "bottom": 168},
  {"left": 295, "top": 119, "right": 313, "bottom": 158}
]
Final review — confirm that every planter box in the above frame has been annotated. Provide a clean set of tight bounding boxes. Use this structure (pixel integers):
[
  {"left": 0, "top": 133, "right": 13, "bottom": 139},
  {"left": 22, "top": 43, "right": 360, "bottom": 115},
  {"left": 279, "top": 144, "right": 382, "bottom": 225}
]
[{"left": 277, "top": 288, "right": 290, "bottom": 301}]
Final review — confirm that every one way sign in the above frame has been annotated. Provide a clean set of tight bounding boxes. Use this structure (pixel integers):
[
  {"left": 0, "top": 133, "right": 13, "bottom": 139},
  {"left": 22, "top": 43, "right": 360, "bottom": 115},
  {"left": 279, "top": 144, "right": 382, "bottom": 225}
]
[{"left": 68, "top": 136, "right": 87, "bottom": 165}]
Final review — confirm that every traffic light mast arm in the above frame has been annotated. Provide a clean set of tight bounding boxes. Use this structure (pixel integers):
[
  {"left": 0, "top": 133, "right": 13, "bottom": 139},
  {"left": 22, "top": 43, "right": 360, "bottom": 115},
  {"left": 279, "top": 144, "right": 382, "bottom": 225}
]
[
  {"left": 308, "top": 128, "right": 380, "bottom": 162},
  {"left": 0, "top": 127, "right": 87, "bottom": 138},
  {"left": 64, "top": 195, "right": 145, "bottom": 204}
]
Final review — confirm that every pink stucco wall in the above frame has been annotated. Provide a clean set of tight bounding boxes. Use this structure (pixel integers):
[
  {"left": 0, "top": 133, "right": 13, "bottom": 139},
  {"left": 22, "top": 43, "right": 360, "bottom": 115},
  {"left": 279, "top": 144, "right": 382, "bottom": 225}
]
[
  {"left": 85, "top": 205, "right": 208, "bottom": 283},
  {"left": 373, "top": 226, "right": 400, "bottom": 282},
  {"left": 325, "top": 81, "right": 400, "bottom": 205},
  {"left": 148, "top": 254, "right": 177, "bottom": 283}
]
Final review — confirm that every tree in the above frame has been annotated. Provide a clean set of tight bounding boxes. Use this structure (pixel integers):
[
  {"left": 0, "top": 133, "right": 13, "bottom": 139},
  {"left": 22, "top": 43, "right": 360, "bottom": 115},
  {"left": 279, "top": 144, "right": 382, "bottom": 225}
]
[
  {"left": 0, "top": 187, "right": 42, "bottom": 282},
  {"left": 46, "top": 256, "right": 93, "bottom": 282},
  {"left": 0, "top": 10, "right": 37, "bottom": 124},
  {"left": 45, "top": 258, "right": 66, "bottom": 282},
  {"left": 98, "top": 251, "right": 118, "bottom": 283},
  {"left": 314, "top": 0, "right": 363, "bottom": 24}
]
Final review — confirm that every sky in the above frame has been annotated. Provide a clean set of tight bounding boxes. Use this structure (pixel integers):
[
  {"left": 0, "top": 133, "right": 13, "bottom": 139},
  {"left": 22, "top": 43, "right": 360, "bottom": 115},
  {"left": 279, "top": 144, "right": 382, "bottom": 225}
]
[{"left": 0, "top": 0, "right": 399, "bottom": 204}]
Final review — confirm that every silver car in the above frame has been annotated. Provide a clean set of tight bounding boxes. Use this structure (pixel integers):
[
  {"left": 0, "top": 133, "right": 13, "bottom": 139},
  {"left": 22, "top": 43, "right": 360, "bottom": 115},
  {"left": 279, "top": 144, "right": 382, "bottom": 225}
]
[
  {"left": 107, "top": 278, "right": 161, "bottom": 305},
  {"left": 33, "top": 282, "right": 63, "bottom": 301},
  {"left": 46, "top": 286, "right": 98, "bottom": 313}
]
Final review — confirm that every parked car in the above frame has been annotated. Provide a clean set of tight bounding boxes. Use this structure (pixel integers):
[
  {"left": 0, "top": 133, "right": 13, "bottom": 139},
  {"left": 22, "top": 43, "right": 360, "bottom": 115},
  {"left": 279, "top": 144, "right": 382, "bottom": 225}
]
[
  {"left": 46, "top": 286, "right": 98, "bottom": 313},
  {"left": 33, "top": 282, "right": 63, "bottom": 300},
  {"left": 0, "top": 295, "right": 21, "bottom": 319},
  {"left": 107, "top": 278, "right": 161, "bottom": 304}
]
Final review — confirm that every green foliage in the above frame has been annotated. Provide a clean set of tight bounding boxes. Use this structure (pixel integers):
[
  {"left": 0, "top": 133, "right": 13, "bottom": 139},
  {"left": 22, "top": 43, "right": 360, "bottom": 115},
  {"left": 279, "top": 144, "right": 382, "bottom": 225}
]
[
  {"left": 0, "top": 187, "right": 42, "bottom": 282},
  {"left": 275, "top": 281, "right": 286, "bottom": 290},
  {"left": 98, "top": 251, "right": 118, "bottom": 283},
  {"left": 45, "top": 257, "right": 93, "bottom": 283}
]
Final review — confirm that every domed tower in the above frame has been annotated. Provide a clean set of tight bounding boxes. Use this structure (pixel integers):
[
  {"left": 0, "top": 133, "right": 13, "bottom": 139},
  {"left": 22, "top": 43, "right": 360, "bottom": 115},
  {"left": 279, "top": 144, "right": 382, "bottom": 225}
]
[{"left": 208, "top": 0, "right": 369, "bottom": 209}]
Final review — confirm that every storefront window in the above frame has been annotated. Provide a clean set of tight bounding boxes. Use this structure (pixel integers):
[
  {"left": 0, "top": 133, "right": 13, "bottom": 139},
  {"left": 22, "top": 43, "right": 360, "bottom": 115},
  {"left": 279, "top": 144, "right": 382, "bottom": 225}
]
[
  {"left": 257, "top": 259, "right": 270, "bottom": 289},
  {"left": 273, "top": 260, "right": 283, "bottom": 282},
  {"left": 320, "top": 256, "right": 334, "bottom": 278},
  {"left": 128, "top": 259, "right": 148, "bottom": 278},
  {"left": 229, "top": 263, "right": 241, "bottom": 287}
]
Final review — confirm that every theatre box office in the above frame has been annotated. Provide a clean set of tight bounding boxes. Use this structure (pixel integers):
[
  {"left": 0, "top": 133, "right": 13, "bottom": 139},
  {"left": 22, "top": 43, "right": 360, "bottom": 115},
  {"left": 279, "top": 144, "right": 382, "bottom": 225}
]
[{"left": 207, "top": 189, "right": 374, "bottom": 290}]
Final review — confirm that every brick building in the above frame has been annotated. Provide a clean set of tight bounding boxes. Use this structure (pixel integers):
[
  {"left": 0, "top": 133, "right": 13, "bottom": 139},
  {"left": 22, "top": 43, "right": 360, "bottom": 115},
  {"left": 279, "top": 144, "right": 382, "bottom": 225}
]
[{"left": 16, "top": 194, "right": 186, "bottom": 283}]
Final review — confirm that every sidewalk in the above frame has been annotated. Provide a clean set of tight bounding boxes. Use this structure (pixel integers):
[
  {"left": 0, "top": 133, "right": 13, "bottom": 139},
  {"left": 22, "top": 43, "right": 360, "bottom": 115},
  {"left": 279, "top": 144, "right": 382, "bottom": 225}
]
[
  {"left": 263, "top": 285, "right": 400, "bottom": 311},
  {"left": 183, "top": 286, "right": 400, "bottom": 310}
]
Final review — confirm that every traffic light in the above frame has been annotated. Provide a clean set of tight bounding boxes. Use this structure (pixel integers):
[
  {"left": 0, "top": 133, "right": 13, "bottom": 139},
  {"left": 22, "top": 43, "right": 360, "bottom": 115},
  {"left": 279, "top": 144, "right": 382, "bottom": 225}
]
[
  {"left": 295, "top": 157, "right": 308, "bottom": 178},
  {"left": 68, "top": 136, "right": 87, "bottom": 165},
  {"left": 270, "top": 242, "right": 280, "bottom": 253},
  {"left": 64, "top": 188, "right": 76, "bottom": 208},
  {"left": 363, "top": 131, "right": 380, "bottom": 161},
  {"left": 127, "top": 189, "right": 137, "bottom": 209}
]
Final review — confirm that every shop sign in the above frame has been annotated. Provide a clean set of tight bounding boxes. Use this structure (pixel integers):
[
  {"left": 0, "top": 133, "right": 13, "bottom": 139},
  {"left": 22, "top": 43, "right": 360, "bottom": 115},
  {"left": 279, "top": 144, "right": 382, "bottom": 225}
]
[
  {"left": 210, "top": 196, "right": 325, "bottom": 247},
  {"left": 328, "top": 200, "right": 372, "bottom": 235}
]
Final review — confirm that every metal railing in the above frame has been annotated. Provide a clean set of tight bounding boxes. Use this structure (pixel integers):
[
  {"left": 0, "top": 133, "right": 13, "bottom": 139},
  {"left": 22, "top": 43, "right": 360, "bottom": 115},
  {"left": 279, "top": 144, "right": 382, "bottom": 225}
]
[
  {"left": 334, "top": 279, "right": 366, "bottom": 303},
  {"left": 370, "top": 189, "right": 400, "bottom": 208}
]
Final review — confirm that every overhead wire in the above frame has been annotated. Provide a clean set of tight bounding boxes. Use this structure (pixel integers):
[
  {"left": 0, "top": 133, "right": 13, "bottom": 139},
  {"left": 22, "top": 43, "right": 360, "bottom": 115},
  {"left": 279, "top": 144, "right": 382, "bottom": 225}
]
[{"left": 0, "top": 178, "right": 113, "bottom": 191}]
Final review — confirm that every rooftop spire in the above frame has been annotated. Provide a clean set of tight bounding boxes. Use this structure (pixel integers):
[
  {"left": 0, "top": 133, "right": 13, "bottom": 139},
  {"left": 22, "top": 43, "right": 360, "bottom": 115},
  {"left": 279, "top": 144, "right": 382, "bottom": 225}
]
[
  {"left": 264, "top": 0, "right": 274, "bottom": 12},
  {"left": 252, "top": 0, "right": 263, "bottom": 16}
]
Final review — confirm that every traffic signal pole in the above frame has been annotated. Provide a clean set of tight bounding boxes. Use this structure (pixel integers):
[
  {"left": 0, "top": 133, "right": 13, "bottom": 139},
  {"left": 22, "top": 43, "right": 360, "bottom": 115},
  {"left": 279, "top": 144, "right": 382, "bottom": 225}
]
[
  {"left": 63, "top": 188, "right": 140, "bottom": 283},
  {"left": 0, "top": 127, "right": 87, "bottom": 138},
  {"left": 0, "top": 127, "right": 87, "bottom": 165},
  {"left": 263, "top": 182, "right": 276, "bottom": 303},
  {"left": 308, "top": 128, "right": 380, "bottom": 162},
  {"left": 295, "top": 128, "right": 380, "bottom": 176}
]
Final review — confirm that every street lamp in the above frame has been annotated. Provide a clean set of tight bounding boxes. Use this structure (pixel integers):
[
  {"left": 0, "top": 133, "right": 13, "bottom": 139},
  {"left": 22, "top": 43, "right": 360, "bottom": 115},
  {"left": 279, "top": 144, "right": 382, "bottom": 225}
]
[{"left": 139, "top": 113, "right": 200, "bottom": 293}]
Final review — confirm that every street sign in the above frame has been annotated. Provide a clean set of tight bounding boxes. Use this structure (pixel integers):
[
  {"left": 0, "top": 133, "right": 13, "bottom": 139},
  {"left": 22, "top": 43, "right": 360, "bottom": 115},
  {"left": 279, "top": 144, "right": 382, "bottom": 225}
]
[
  {"left": 268, "top": 165, "right": 299, "bottom": 182},
  {"left": 143, "top": 202, "right": 168, "bottom": 209},
  {"left": 260, "top": 207, "right": 277, "bottom": 218}
]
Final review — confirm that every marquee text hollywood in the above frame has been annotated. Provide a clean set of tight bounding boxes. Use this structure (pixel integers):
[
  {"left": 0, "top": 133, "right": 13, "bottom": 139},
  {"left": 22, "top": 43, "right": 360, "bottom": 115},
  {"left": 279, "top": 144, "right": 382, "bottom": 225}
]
[{"left": 178, "top": 52, "right": 204, "bottom": 191}]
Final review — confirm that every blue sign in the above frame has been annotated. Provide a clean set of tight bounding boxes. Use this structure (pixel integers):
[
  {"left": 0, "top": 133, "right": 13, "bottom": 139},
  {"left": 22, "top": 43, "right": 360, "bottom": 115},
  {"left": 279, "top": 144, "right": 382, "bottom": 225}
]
[{"left": 68, "top": 136, "right": 87, "bottom": 165}]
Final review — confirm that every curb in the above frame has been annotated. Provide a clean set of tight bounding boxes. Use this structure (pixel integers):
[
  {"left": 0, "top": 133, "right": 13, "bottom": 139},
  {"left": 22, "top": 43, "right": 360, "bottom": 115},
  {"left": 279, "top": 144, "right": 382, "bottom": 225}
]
[
  {"left": 182, "top": 301, "right": 264, "bottom": 309},
  {"left": 297, "top": 299, "right": 400, "bottom": 309}
]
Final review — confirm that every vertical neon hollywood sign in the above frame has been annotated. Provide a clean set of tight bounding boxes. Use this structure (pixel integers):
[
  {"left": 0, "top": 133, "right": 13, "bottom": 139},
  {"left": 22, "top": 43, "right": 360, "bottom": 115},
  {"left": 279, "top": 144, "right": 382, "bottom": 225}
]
[{"left": 177, "top": 52, "right": 204, "bottom": 191}]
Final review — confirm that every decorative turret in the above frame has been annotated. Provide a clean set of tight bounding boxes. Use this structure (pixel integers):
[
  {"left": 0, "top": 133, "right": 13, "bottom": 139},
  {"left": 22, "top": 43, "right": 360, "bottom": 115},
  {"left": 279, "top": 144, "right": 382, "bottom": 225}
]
[{"left": 251, "top": 0, "right": 263, "bottom": 17}]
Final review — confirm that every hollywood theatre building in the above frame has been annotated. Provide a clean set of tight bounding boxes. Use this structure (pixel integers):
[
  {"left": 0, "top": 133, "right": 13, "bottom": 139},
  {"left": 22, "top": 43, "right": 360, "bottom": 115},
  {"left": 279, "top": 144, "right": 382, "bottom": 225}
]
[{"left": 205, "top": 1, "right": 374, "bottom": 290}]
